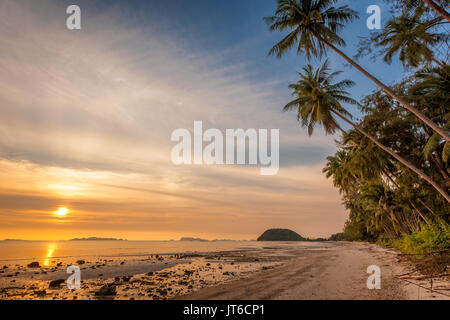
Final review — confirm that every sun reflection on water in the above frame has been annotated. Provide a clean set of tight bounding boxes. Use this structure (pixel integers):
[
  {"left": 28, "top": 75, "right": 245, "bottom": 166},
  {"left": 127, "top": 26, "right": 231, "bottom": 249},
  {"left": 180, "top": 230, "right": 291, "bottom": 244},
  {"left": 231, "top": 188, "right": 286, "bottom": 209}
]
[{"left": 43, "top": 243, "right": 56, "bottom": 266}]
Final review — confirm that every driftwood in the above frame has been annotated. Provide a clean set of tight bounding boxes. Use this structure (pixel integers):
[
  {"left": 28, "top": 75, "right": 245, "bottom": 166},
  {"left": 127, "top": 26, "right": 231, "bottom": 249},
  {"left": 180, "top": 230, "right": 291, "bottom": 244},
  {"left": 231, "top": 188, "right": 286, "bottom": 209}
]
[
  {"left": 400, "top": 279, "right": 450, "bottom": 298},
  {"left": 398, "top": 273, "right": 450, "bottom": 280}
]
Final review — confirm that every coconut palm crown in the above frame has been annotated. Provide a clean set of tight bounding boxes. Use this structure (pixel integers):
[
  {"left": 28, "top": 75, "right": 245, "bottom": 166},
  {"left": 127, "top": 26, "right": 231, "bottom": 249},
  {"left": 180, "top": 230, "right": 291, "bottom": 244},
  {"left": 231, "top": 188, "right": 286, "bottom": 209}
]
[
  {"left": 284, "top": 59, "right": 359, "bottom": 135},
  {"left": 265, "top": 0, "right": 359, "bottom": 59}
]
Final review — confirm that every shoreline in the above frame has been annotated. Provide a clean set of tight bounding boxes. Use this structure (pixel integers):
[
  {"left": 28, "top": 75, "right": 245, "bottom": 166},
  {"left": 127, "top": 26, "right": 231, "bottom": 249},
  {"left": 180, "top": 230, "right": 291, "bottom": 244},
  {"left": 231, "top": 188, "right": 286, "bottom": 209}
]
[{"left": 0, "top": 242, "right": 448, "bottom": 300}]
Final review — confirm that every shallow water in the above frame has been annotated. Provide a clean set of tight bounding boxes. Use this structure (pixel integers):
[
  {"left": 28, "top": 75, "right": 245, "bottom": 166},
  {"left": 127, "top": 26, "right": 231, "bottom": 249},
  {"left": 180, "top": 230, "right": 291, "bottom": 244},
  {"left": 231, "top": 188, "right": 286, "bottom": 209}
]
[{"left": 0, "top": 240, "right": 327, "bottom": 264}]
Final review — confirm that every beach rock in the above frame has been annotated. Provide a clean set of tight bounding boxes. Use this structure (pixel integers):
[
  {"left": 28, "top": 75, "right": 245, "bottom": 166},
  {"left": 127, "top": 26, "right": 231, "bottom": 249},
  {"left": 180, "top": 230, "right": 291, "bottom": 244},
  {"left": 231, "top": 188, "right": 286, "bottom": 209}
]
[
  {"left": 147, "top": 272, "right": 153, "bottom": 276},
  {"left": 2, "top": 266, "right": 7, "bottom": 269},
  {"left": 34, "top": 289, "right": 46, "bottom": 297},
  {"left": 27, "top": 262, "right": 40, "bottom": 268},
  {"left": 184, "top": 270, "right": 194, "bottom": 276},
  {"left": 49, "top": 279, "right": 66, "bottom": 289},
  {"left": 76, "top": 260, "right": 85, "bottom": 265},
  {"left": 95, "top": 284, "right": 117, "bottom": 296}
]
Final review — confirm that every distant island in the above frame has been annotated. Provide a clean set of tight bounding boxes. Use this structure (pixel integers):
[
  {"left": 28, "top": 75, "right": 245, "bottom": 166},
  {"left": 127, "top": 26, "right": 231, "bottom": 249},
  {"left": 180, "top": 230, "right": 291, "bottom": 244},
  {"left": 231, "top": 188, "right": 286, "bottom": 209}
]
[
  {"left": 179, "top": 237, "right": 208, "bottom": 242},
  {"left": 257, "top": 229, "right": 307, "bottom": 241},
  {"left": 70, "top": 237, "right": 126, "bottom": 241}
]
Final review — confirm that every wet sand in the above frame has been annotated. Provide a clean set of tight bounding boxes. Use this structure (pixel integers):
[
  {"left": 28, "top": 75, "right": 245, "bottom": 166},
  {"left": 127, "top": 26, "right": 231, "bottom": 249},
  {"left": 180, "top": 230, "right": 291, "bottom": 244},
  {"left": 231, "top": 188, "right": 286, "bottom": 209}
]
[{"left": 0, "top": 242, "right": 448, "bottom": 300}]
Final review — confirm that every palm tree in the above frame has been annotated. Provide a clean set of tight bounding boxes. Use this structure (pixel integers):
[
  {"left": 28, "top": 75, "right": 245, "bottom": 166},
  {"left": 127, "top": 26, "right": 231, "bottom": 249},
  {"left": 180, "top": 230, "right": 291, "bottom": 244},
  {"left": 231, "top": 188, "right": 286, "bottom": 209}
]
[
  {"left": 284, "top": 60, "right": 450, "bottom": 202},
  {"left": 411, "top": 65, "right": 450, "bottom": 171},
  {"left": 423, "top": 0, "right": 450, "bottom": 22},
  {"left": 266, "top": 0, "right": 450, "bottom": 142},
  {"left": 377, "top": 9, "right": 445, "bottom": 68}
]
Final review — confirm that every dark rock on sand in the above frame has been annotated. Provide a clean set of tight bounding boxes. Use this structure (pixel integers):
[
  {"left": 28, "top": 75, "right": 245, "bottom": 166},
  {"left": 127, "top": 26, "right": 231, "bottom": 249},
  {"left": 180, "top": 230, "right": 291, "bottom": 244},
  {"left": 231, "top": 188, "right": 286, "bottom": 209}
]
[
  {"left": 27, "top": 262, "right": 40, "bottom": 268},
  {"left": 49, "top": 279, "right": 66, "bottom": 289},
  {"left": 34, "top": 289, "right": 46, "bottom": 297},
  {"left": 76, "top": 260, "right": 85, "bottom": 265},
  {"left": 95, "top": 284, "right": 117, "bottom": 296}
]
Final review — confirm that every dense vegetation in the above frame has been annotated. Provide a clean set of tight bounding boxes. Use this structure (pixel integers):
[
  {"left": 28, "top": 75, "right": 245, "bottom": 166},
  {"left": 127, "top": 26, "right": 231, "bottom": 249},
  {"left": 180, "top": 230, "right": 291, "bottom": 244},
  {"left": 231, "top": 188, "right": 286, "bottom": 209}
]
[
  {"left": 266, "top": 0, "right": 449, "bottom": 253},
  {"left": 257, "top": 229, "right": 307, "bottom": 241}
]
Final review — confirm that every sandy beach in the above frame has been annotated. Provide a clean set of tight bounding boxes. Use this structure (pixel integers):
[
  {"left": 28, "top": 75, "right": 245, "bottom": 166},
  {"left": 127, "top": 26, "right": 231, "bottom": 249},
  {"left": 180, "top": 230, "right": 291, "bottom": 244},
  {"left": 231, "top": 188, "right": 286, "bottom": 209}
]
[{"left": 0, "top": 242, "right": 448, "bottom": 300}]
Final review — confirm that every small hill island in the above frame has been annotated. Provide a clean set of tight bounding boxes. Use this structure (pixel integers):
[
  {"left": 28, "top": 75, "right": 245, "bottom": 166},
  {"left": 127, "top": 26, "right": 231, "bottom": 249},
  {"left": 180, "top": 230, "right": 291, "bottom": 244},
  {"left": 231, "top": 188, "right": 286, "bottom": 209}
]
[{"left": 257, "top": 229, "right": 306, "bottom": 241}]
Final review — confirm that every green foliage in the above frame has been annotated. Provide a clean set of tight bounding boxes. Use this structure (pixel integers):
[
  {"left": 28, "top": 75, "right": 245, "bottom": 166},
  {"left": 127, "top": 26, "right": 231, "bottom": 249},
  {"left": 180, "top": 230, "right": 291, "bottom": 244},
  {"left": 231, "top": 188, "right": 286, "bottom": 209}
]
[
  {"left": 284, "top": 59, "right": 359, "bottom": 136},
  {"left": 390, "top": 222, "right": 450, "bottom": 254},
  {"left": 265, "top": 0, "right": 358, "bottom": 59},
  {"left": 323, "top": 73, "right": 450, "bottom": 248},
  {"left": 266, "top": 1, "right": 450, "bottom": 253}
]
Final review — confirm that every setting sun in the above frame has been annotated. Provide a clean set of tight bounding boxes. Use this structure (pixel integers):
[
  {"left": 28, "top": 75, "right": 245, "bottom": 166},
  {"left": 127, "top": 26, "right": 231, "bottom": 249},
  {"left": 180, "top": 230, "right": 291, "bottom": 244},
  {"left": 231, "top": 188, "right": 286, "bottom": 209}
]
[{"left": 55, "top": 207, "right": 68, "bottom": 216}]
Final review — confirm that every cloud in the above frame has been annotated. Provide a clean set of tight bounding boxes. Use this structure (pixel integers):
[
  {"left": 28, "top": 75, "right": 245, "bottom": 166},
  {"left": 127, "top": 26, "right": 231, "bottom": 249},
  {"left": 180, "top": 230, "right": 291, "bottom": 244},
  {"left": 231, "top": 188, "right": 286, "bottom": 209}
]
[{"left": 0, "top": 0, "right": 347, "bottom": 239}]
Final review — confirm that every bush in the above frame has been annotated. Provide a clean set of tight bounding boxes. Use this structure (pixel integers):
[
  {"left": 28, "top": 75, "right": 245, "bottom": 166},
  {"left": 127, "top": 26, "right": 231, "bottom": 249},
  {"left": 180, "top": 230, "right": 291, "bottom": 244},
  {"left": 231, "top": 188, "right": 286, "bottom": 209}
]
[{"left": 390, "top": 222, "right": 450, "bottom": 254}]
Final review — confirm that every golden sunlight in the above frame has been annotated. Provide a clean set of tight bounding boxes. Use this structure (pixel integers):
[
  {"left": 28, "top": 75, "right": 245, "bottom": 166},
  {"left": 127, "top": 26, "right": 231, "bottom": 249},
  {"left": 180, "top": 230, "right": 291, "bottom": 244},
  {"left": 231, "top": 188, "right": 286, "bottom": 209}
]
[
  {"left": 43, "top": 243, "right": 56, "bottom": 266},
  {"left": 55, "top": 207, "right": 68, "bottom": 217}
]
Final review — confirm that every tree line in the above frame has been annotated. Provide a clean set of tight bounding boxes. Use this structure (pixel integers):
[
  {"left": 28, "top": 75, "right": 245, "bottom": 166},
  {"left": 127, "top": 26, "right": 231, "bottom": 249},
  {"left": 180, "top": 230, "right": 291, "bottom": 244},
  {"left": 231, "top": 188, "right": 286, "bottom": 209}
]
[{"left": 265, "top": 0, "right": 449, "bottom": 253}]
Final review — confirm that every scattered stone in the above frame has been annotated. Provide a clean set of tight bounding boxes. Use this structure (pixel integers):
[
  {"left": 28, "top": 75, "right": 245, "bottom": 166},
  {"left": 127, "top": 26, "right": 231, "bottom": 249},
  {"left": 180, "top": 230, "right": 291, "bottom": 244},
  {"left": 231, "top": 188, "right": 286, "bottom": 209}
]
[
  {"left": 34, "top": 290, "right": 46, "bottom": 297},
  {"left": 49, "top": 279, "right": 66, "bottom": 289},
  {"left": 76, "top": 260, "right": 85, "bottom": 265},
  {"left": 95, "top": 284, "right": 117, "bottom": 296},
  {"left": 27, "top": 262, "right": 40, "bottom": 268}
]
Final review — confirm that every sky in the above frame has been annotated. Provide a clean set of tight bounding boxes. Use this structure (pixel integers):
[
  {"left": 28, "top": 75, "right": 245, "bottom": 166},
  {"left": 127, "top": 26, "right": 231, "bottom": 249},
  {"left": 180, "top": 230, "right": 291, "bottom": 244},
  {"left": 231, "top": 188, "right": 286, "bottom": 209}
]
[{"left": 0, "top": 0, "right": 407, "bottom": 240}]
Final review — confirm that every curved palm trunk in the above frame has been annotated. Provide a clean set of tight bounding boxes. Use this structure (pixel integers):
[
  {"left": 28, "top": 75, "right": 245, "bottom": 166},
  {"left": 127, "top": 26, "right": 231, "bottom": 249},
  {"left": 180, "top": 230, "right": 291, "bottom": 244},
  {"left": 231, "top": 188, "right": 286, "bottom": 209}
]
[
  {"left": 314, "top": 33, "right": 450, "bottom": 143},
  {"left": 382, "top": 168, "right": 432, "bottom": 225},
  {"left": 332, "top": 110, "right": 450, "bottom": 203},
  {"left": 431, "top": 57, "right": 444, "bottom": 67},
  {"left": 423, "top": 0, "right": 450, "bottom": 22}
]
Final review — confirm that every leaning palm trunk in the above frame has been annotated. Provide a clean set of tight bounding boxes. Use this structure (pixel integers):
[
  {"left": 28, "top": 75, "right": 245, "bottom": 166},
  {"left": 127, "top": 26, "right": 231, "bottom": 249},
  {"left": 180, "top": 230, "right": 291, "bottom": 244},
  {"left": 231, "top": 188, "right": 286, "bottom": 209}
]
[
  {"left": 423, "top": 0, "right": 450, "bottom": 22},
  {"left": 432, "top": 56, "right": 444, "bottom": 67},
  {"left": 331, "top": 110, "right": 450, "bottom": 203},
  {"left": 313, "top": 33, "right": 450, "bottom": 143}
]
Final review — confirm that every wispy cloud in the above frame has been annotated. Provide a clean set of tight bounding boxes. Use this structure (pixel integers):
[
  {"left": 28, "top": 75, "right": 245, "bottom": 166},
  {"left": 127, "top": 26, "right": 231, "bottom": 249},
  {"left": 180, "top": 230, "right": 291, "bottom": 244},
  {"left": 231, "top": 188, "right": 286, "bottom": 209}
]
[{"left": 0, "top": 0, "right": 347, "bottom": 240}]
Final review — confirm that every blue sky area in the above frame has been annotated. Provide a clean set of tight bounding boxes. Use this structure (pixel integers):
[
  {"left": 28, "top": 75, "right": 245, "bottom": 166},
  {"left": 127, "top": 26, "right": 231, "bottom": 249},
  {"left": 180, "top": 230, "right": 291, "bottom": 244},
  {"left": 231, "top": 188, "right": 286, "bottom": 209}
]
[{"left": 77, "top": 0, "right": 406, "bottom": 119}]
